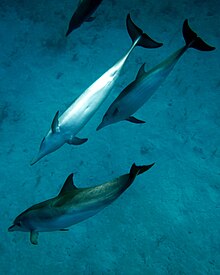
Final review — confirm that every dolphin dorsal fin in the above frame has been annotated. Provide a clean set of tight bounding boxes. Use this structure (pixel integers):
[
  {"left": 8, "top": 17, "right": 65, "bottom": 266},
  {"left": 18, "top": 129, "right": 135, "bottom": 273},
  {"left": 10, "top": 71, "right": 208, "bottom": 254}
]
[
  {"left": 51, "top": 111, "right": 59, "bottom": 134},
  {"left": 136, "top": 63, "right": 146, "bottom": 80},
  {"left": 58, "top": 173, "right": 78, "bottom": 196}
]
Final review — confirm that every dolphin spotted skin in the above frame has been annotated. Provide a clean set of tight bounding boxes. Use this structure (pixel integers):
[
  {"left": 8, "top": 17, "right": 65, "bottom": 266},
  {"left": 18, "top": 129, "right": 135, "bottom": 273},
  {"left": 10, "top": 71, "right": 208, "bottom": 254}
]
[
  {"left": 8, "top": 163, "right": 154, "bottom": 245},
  {"left": 31, "top": 15, "right": 162, "bottom": 165},
  {"left": 66, "top": 0, "right": 103, "bottom": 36},
  {"left": 96, "top": 20, "right": 215, "bottom": 131}
]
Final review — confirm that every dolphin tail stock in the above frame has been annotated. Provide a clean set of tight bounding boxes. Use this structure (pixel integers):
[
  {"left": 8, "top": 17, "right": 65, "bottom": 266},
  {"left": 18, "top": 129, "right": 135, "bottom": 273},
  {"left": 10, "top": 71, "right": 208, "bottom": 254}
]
[
  {"left": 126, "top": 14, "right": 163, "bottom": 49},
  {"left": 129, "top": 163, "right": 155, "bottom": 182},
  {"left": 182, "top": 19, "right": 215, "bottom": 51}
]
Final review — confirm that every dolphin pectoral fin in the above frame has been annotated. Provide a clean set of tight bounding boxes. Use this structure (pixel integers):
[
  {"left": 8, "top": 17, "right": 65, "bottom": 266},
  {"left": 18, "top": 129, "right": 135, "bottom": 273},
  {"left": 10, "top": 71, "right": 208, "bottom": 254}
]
[
  {"left": 85, "top": 16, "right": 95, "bottom": 22},
  {"left": 67, "top": 136, "right": 88, "bottom": 145},
  {"left": 51, "top": 111, "right": 60, "bottom": 134},
  {"left": 60, "top": 229, "right": 69, "bottom": 231},
  {"left": 30, "top": 231, "right": 39, "bottom": 245},
  {"left": 125, "top": 116, "right": 145, "bottom": 124}
]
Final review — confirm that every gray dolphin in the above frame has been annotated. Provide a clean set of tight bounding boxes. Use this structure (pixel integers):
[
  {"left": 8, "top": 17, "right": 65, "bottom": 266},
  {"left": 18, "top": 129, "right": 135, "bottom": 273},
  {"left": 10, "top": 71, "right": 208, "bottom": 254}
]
[
  {"left": 8, "top": 163, "right": 154, "bottom": 245},
  {"left": 31, "top": 15, "right": 162, "bottom": 165},
  {"left": 66, "top": 0, "right": 103, "bottom": 36},
  {"left": 96, "top": 19, "right": 215, "bottom": 130}
]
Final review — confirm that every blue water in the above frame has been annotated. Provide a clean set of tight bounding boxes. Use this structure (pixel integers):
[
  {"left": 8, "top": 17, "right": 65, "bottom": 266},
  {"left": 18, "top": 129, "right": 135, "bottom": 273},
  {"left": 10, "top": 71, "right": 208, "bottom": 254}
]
[{"left": 1, "top": 0, "right": 219, "bottom": 274}]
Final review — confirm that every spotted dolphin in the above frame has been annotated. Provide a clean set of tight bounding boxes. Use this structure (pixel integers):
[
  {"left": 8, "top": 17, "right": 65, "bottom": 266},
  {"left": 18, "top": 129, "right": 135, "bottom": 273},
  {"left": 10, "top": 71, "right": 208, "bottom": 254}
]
[
  {"left": 8, "top": 163, "right": 154, "bottom": 245},
  {"left": 31, "top": 15, "right": 162, "bottom": 165},
  {"left": 66, "top": 0, "right": 103, "bottom": 36},
  {"left": 96, "top": 20, "right": 215, "bottom": 130}
]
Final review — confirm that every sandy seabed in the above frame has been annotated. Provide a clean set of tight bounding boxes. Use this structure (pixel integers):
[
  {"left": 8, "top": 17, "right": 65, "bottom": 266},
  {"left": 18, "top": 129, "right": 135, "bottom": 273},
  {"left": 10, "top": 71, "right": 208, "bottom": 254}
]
[{"left": 0, "top": 0, "right": 219, "bottom": 274}]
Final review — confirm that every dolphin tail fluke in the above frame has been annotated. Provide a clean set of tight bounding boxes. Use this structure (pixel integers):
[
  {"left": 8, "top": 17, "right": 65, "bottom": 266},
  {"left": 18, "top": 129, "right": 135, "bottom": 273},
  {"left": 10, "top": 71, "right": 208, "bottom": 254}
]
[
  {"left": 129, "top": 163, "right": 155, "bottom": 181},
  {"left": 182, "top": 19, "right": 215, "bottom": 51},
  {"left": 126, "top": 14, "right": 163, "bottom": 48}
]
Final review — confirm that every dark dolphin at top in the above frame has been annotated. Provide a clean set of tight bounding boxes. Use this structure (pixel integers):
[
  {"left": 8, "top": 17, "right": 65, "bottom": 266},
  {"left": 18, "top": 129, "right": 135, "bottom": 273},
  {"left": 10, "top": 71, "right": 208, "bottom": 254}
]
[
  {"left": 96, "top": 19, "right": 215, "bottom": 130},
  {"left": 66, "top": 0, "right": 103, "bottom": 36},
  {"left": 8, "top": 163, "right": 154, "bottom": 245}
]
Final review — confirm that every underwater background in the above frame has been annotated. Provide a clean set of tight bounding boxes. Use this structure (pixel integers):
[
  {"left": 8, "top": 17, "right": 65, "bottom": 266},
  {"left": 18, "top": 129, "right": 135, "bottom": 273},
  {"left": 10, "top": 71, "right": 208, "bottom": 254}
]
[{"left": 0, "top": 0, "right": 219, "bottom": 274}]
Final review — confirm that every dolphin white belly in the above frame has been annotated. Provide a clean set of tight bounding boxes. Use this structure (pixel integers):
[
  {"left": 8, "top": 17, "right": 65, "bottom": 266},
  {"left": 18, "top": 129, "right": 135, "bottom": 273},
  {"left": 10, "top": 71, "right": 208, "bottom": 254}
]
[
  {"left": 59, "top": 55, "right": 130, "bottom": 133},
  {"left": 30, "top": 209, "right": 101, "bottom": 232}
]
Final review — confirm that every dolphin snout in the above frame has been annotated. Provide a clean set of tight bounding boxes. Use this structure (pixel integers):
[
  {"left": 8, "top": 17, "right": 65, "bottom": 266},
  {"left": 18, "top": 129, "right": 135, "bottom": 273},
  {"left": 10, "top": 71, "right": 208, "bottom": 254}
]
[
  {"left": 30, "top": 157, "right": 39, "bottom": 166},
  {"left": 30, "top": 153, "right": 44, "bottom": 166},
  {"left": 8, "top": 224, "right": 16, "bottom": 232}
]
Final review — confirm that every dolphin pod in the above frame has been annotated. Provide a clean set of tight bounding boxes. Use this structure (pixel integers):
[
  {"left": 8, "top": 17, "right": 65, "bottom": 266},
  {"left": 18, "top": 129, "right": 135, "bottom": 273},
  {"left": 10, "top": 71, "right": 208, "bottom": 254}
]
[
  {"left": 30, "top": 15, "right": 162, "bottom": 165},
  {"left": 66, "top": 0, "right": 103, "bottom": 36},
  {"left": 8, "top": 163, "right": 154, "bottom": 245},
  {"left": 96, "top": 20, "right": 215, "bottom": 130},
  {"left": 8, "top": 8, "right": 216, "bottom": 246}
]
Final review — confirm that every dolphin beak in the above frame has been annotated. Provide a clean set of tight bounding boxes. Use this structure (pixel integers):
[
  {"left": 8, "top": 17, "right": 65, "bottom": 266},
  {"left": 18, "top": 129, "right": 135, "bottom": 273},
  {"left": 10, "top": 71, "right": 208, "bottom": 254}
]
[
  {"left": 30, "top": 156, "right": 39, "bottom": 166},
  {"left": 8, "top": 225, "right": 16, "bottom": 232},
  {"left": 30, "top": 153, "right": 43, "bottom": 166}
]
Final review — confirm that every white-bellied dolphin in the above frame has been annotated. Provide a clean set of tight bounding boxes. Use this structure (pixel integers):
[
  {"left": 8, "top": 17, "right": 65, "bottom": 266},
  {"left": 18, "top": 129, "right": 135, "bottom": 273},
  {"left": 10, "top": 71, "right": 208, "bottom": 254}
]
[
  {"left": 8, "top": 163, "right": 154, "bottom": 245},
  {"left": 66, "top": 0, "right": 103, "bottom": 36},
  {"left": 96, "top": 19, "right": 215, "bottom": 130},
  {"left": 31, "top": 15, "right": 162, "bottom": 165}
]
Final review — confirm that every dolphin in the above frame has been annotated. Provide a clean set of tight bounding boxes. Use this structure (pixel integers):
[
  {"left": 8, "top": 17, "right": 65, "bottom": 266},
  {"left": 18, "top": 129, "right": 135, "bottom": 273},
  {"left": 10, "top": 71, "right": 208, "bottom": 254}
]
[
  {"left": 8, "top": 162, "right": 154, "bottom": 245},
  {"left": 31, "top": 14, "right": 162, "bottom": 165},
  {"left": 66, "top": 0, "right": 103, "bottom": 36},
  {"left": 96, "top": 19, "right": 215, "bottom": 131}
]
